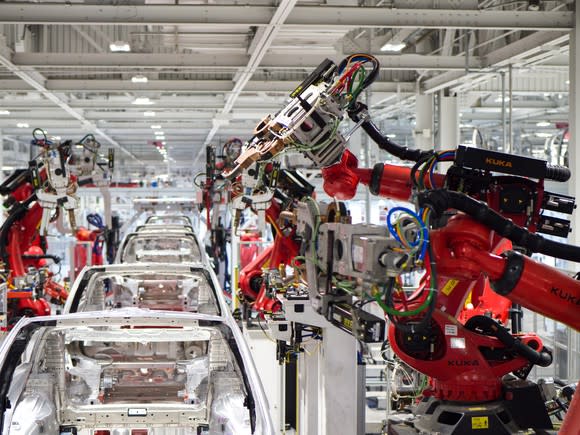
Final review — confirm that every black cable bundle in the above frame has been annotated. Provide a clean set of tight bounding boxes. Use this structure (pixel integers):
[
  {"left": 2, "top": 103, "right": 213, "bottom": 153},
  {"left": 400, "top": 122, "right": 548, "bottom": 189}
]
[
  {"left": 348, "top": 102, "right": 432, "bottom": 163},
  {"left": 419, "top": 189, "right": 580, "bottom": 263}
]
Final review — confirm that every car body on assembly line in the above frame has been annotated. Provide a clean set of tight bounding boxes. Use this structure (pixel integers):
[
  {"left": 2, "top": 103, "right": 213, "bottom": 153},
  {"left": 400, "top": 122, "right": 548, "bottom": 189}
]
[
  {"left": 135, "top": 224, "right": 196, "bottom": 234},
  {"left": 145, "top": 215, "right": 193, "bottom": 226},
  {"left": 116, "top": 229, "right": 207, "bottom": 264},
  {"left": 0, "top": 310, "right": 275, "bottom": 434},
  {"left": 63, "top": 263, "right": 229, "bottom": 316}
]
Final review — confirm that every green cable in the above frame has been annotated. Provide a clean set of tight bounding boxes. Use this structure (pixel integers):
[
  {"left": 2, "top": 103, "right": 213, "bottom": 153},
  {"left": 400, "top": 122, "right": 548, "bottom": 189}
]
[
  {"left": 348, "top": 66, "right": 366, "bottom": 95},
  {"left": 32, "top": 127, "right": 48, "bottom": 142},
  {"left": 374, "top": 278, "right": 435, "bottom": 317},
  {"left": 349, "top": 67, "right": 367, "bottom": 105},
  {"left": 374, "top": 209, "right": 435, "bottom": 317}
]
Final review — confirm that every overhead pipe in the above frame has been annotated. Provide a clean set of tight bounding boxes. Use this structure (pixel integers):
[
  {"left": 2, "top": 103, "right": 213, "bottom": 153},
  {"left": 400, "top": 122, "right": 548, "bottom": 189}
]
[{"left": 501, "top": 70, "right": 507, "bottom": 150}]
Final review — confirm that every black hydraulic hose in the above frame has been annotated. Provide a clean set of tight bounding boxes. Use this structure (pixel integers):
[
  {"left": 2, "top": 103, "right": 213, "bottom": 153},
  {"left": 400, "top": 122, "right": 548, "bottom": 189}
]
[
  {"left": 348, "top": 103, "right": 432, "bottom": 162},
  {"left": 545, "top": 163, "right": 571, "bottom": 182},
  {"left": 77, "top": 177, "right": 94, "bottom": 187},
  {"left": 554, "top": 378, "right": 568, "bottom": 387},
  {"left": 0, "top": 194, "right": 37, "bottom": 266},
  {"left": 0, "top": 169, "right": 31, "bottom": 196},
  {"left": 419, "top": 189, "right": 580, "bottom": 263},
  {"left": 465, "top": 315, "right": 552, "bottom": 366},
  {"left": 21, "top": 254, "right": 61, "bottom": 264}
]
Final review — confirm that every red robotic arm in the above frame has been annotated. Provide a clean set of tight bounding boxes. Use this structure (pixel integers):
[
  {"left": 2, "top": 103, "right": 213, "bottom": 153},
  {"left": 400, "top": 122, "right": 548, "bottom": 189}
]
[
  {"left": 321, "top": 148, "right": 446, "bottom": 201},
  {"left": 387, "top": 213, "right": 578, "bottom": 407},
  {"left": 238, "top": 201, "right": 300, "bottom": 312},
  {"left": 429, "top": 213, "right": 580, "bottom": 331},
  {"left": 324, "top": 148, "right": 580, "bottom": 430}
]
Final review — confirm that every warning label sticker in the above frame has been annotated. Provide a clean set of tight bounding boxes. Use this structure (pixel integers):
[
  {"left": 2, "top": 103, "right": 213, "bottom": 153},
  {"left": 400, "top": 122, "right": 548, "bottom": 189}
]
[
  {"left": 444, "top": 324, "right": 458, "bottom": 336},
  {"left": 471, "top": 416, "right": 489, "bottom": 429},
  {"left": 441, "top": 279, "right": 459, "bottom": 296}
]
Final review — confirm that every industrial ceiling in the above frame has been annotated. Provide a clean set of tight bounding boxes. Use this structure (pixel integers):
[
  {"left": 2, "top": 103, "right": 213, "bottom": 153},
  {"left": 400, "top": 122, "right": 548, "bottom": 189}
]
[{"left": 0, "top": 0, "right": 573, "bottom": 179}]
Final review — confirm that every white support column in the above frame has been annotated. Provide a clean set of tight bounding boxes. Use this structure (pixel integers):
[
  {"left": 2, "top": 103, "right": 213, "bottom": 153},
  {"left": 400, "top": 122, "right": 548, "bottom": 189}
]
[
  {"left": 299, "top": 340, "right": 321, "bottom": 433},
  {"left": 439, "top": 95, "right": 460, "bottom": 150},
  {"left": 414, "top": 93, "right": 434, "bottom": 150},
  {"left": 285, "top": 300, "right": 362, "bottom": 435},
  {"left": 321, "top": 326, "right": 361, "bottom": 435},
  {"left": 243, "top": 328, "right": 284, "bottom": 432},
  {"left": 565, "top": 0, "right": 580, "bottom": 398},
  {"left": 569, "top": 0, "right": 580, "bottom": 247}
]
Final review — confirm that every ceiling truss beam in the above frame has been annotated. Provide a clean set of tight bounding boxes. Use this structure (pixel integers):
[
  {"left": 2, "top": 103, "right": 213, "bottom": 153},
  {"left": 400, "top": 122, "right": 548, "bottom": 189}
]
[
  {"left": 423, "top": 32, "right": 569, "bottom": 92},
  {"left": 11, "top": 52, "right": 484, "bottom": 71},
  {"left": 202, "top": 0, "right": 299, "bottom": 149},
  {"left": 0, "top": 5, "right": 572, "bottom": 31},
  {"left": 0, "top": 49, "right": 143, "bottom": 164}
]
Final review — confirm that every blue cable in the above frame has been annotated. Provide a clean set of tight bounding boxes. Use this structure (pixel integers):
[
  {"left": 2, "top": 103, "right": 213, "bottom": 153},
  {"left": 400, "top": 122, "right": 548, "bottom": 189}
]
[
  {"left": 428, "top": 151, "right": 456, "bottom": 188},
  {"left": 87, "top": 213, "right": 105, "bottom": 229},
  {"left": 387, "top": 206, "right": 429, "bottom": 260},
  {"left": 87, "top": 213, "right": 105, "bottom": 256}
]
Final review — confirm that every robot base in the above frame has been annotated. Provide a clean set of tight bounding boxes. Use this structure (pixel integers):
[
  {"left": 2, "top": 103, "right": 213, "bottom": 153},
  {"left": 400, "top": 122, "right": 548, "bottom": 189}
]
[{"left": 387, "top": 395, "right": 556, "bottom": 435}]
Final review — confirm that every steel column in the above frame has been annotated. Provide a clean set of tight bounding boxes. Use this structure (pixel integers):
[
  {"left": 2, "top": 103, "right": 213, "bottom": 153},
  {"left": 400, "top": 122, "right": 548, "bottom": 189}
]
[
  {"left": 565, "top": 8, "right": 580, "bottom": 431},
  {"left": 414, "top": 93, "right": 434, "bottom": 150},
  {"left": 501, "top": 71, "right": 507, "bottom": 150},
  {"left": 439, "top": 94, "right": 459, "bottom": 149},
  {"left": 569, "top": 0, "right": 580, "bottom": 248}
]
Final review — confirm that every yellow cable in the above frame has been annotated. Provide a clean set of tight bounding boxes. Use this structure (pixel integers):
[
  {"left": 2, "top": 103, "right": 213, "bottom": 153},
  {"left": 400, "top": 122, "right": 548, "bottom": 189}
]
[{"left": 267, "top": 215, "right": 282, "bottom": 237}]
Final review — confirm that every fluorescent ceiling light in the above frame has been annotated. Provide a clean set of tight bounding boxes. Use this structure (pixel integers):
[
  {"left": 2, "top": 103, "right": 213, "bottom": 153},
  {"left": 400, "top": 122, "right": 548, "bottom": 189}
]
[
  {"left": 76, "top": 144, "right": 84, "bottom": 149},
  {"left": 154, "top": 131, "right": 165, "bottom": 136},
  {"left": 143, "top": 111, "right": 156, "bottom": 117},
  {"left": 0, "top": 110, "right": 10, "bottom": 115},
  {"left": 53, "top": 136, "right": 61, "bottom": 140},
  {"left": 132, "top": 97, "right": 154, "bottom": 105},
  {"left": 535, "top": 132, "right": 553, "bottom": 138},
  {"left": 380, "top": 42, "right": 406, "bottom": 52},
  {"left": 110, "top": 41, "right": 131, "bottom": 52},
  {"left": 155, "top": 136, "right": 166, "bottom": 140},
  {"left": 161, "top": 141, "right": 166, "bottom": 145},
  {"left": 2, "top": 166, "right": 15, "bottom": 171},
  {"left": 150, "top": 125, "right": 162, "bottom": 129},
  {"left": 494, "top": 96, "right": 510, "bottom": 103},
  {"left": 131, "top": 75, "right": 148, "bottom": 84},
  {"left": 386, "top": 134, "right": 397, "bottom": 139},
  {"left": 536, "top": 121, "right": 551, "bottom": 127},
  {"left": 16, "top": 122, "right": 29, "bottom": 128}
]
